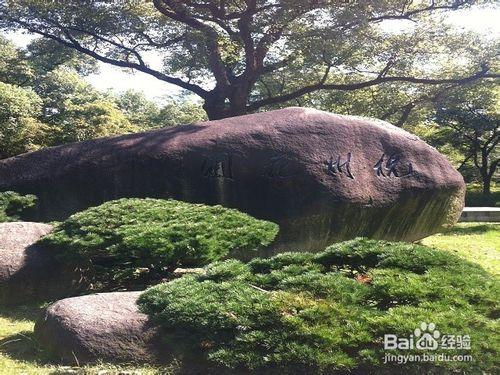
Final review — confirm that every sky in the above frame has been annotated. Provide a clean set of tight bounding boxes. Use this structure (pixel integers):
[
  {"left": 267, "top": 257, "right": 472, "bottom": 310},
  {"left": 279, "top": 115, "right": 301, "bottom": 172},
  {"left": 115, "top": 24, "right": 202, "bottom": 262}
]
[{"left": 5, "top": 5, "right": 499, "bottom": 104}]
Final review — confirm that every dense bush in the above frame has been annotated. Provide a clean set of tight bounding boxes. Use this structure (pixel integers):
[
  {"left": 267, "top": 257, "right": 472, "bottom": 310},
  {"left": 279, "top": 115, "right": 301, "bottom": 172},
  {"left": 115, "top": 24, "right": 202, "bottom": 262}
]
[
  {"left": 0, "top": 191, "right": 38, "bottom": 222},
  {"left": 139, "top": 238, "right": 499, "bottom": 374},
  {"left": 39, "top": 198, "right": 278, "bottom": 291}
]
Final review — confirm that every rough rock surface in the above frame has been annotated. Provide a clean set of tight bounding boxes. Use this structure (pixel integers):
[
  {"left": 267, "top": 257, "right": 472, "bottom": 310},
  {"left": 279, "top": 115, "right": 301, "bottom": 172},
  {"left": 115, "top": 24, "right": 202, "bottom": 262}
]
[
  {"left": 0, "top": 222, "right": 73, "bottom": 304},
  {"left": 0, "top": 107, "right": 465, "bottom": 251},
  {"left": 34, "top": 292, "right": 166, "bottom": 364}
]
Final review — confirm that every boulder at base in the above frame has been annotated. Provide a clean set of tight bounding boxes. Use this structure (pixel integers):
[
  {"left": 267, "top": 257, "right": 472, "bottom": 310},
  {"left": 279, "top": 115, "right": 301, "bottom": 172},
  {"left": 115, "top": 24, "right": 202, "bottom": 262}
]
[
  {"left": 34, "top": 292, "right": 166, "bottom": 364},
  {"left": 0, "top": 222, "right": 75, "bottom": 304},
  {"left": 0, "top": 107, "right": 465, "bottom": 251}
]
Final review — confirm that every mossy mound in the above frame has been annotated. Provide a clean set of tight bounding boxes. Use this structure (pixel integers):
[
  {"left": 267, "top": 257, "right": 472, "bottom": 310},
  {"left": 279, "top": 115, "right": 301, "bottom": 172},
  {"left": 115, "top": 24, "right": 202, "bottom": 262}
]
[
  {"left": 39, "top": 198, "right": 278, "bottom": 291},
  {"left": 139, "top": 238, "right": 499, "bottom": 374},
  {"left": 0, "top": 191, "right": 37, "bottom": 222}
]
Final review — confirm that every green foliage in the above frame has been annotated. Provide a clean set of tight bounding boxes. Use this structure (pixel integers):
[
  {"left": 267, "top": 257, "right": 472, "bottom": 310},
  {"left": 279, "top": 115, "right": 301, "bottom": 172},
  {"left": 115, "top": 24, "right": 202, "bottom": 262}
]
[
  {"left": 0, "top": 36, "right": 139, "bottom": 158},
  {"left": 35, "top": 67, "right": 140, "bottom": 143},
  {"left": 26, "top": 38, "right": 98, "bottom": 76},
  {"left": 431, "top": 82, "right": 499, "bottom": 195},
  {"left": 139, "top": 238, "right": 499, "bottom": 374},
  {"left": 39, "top": 198, "right": 278, "bottom": 291},
  {"left": 0, "top": 36, "right": 208, "bottom": 159},
  {"left": 0, "top": 81, "right": 48, "bottom": 158},
  {"left": 0, "top": 36, "right": 33, "bottom": 85},
  {"left": 155, "top": 100, "right": 207, "bottom": 126},
  {"left": 114, "top": 90, "right": 207, "bottom": 129},
  {"left": 0, "top": 191, "right": 37, "bottom": 222},
  {"left": 113, "top": 89, "right": 163, "bottom": 129}
]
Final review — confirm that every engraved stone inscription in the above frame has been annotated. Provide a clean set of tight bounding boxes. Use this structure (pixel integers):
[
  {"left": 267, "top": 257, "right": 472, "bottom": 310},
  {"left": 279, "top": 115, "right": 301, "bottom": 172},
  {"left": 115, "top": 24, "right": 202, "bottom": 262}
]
[
  {"left": 201, "top": 153, "right": 233, "bottom": 179},
  {"left": 325, "top": 153, "right": 354, "bottom": 179},
  {"left": 263, "top": 154, "right": 297, "bottom": 178},
  {"left": 374, "top": 153, "right": 413, "bottom": 177}
]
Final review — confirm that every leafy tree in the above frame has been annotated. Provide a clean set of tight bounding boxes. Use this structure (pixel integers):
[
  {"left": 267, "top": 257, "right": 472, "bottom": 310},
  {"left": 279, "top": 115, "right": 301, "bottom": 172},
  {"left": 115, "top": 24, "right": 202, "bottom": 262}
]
[
  {"left": 1, "top": 1, "right": 497, "bottom": 120},
  {"left": 432, "top": 83, "right": 499, "bottom": 197},
  {"left": 26, "top": 37, "right": 99, "bottom": 76},
  {"left": 0, "top": 38, "right": 140, "bottom": 157},
  {"left": 28, "top": 67, "right": 138, "bottom": 143},
  {"left": 155, "top": 96, "right": 207, "bottom": 125},
  {"left": 114, "top": 90, "right": 207, "bottom": 129},
  {"left": 114, "top": 89, "right": 163, "bottom": 128},
  {"left": 0, "top": 81, "right": 48, "bottom": 158},
  {"left": 0, "top": 35, "right": 33, "bottom": 85},
  {"left": 58, "top": 98, "right": 140, "bottom": 143}
]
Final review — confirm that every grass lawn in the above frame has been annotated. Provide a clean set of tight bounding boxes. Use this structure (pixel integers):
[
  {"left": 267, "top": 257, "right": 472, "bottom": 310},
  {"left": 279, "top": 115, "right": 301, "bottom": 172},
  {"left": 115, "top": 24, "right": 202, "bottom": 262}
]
[
  {"left": 421, "top": 222, "right": 500, "bottom": 276},
  {"left": 0, "top": 222, "right": 498, "bottom": 374}
]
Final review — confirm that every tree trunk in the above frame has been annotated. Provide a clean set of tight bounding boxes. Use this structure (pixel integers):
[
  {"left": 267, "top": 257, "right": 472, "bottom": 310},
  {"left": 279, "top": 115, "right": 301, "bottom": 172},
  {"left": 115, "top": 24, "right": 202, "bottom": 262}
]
[
  {"left": 203, "top": 92, "right": 228, "bottom": 120},
  {"left": 482, "top": 174, "right": 491, "bottom": 196},
  {"left": 480, "top": 148, "right": 492, "bottom": 198},
  {"left": 203, "top": 84, "right": 251, "bottom": 120}
]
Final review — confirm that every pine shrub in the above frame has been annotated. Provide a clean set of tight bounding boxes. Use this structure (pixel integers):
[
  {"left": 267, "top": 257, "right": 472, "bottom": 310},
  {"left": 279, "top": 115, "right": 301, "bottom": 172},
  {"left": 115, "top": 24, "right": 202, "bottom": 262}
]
[
  {"left": 0, "top": 191, "right": 37, "bottom": 222},
  {"left": 39, "top": 198, "right": 279, "bottom": 291},
  {"left": 139, "top": 238, "right": 499, "bottom": 374}
]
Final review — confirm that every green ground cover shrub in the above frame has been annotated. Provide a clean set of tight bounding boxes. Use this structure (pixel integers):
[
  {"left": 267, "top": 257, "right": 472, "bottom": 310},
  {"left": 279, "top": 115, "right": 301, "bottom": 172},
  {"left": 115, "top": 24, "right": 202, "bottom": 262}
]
[
  {"left": 0, "top": 191, "right": 37, "bottom": 222},
  {"left": 39, "top": 198, "right": 278, "bottom": 292},
  {"left": 139, "top": 238, "right": 499, "bottom": 374}
]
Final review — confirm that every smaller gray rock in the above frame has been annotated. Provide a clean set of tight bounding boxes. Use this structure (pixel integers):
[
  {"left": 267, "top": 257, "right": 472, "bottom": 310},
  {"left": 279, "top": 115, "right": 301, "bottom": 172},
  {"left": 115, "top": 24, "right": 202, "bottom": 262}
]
[
  {"left": 34, "top": 292, "right": 167, "bottom": 364},
  {"left": 0, "top": 222, "right": 75, "bottom": 304}
]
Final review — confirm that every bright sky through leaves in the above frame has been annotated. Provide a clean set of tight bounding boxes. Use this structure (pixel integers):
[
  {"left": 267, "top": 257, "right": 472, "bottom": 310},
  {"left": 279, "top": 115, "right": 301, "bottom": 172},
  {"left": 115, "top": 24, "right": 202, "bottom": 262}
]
[{"left": 4, "top": 5, "right": 499, "bottom": 104}]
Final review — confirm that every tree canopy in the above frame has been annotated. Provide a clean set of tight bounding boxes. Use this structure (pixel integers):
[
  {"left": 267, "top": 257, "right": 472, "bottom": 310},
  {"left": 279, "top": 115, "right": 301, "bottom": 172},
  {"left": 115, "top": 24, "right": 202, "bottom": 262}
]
[
  {"left": 1, "top": 0, "right": 498, "bottom": 119},
  {"left": 431, "top": 82, "right": 498, "bottom": 196},
  {"left": 0, "top": 35, "right": 206, "bottom": 158}
]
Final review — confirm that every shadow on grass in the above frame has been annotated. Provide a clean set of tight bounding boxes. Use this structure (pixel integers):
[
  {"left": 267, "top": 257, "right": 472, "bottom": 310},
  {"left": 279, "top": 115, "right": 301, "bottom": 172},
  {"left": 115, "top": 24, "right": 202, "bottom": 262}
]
[
  {"left": 442, "top": 224, "right": 498, "bottom": 235},
  {"left": 0, "top": 303, "right": 45, "bottom": 322},
  {"left": 0, "top": 304, "right": 58, "bottom": 369},
  {"left": 0, "top": 330, "right": 54, "bottom": 366}
]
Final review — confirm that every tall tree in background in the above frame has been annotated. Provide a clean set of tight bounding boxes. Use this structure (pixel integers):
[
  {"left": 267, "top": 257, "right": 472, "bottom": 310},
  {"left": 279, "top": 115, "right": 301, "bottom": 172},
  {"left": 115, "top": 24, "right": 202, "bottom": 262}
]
[
  {"left": 1, "top": 1, "right": 498, "bottom": 120},
  {"left": 432, "top": 83, "right": 498, "bottom": 197},
  {"left": 0, "top": 36, "right": 139, "bottom": 155},
  {"left": 0, "top": 81, "right": 47, "bottom": 158}
]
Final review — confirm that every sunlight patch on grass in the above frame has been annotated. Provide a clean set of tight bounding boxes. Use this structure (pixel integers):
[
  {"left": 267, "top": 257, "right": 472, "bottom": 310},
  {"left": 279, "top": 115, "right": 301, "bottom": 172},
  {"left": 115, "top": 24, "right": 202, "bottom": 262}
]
[{"left": 421, "top": 222, "right": 499, "bottom": 275}]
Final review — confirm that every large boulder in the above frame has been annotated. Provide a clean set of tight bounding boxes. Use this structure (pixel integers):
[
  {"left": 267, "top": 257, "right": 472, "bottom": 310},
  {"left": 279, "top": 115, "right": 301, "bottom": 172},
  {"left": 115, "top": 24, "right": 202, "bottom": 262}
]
[
  {"left": 0, "top": 222, "right": 75, "bottom": 304},
  {"left": 0, "top": 108, "right": 465, "bottom": 251},
  {"left": 34, "top": 292, "right": 166, "bottom": 364}
]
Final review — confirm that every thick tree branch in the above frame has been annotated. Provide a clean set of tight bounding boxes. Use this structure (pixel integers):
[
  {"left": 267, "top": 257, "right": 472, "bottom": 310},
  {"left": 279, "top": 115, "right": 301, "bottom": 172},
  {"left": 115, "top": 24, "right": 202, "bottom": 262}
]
[
  {"left": 153, "top": 0, "right": 230, "bottom": 89},
  {"left": 457, "top": 153, "right": 474, "bottom": 171},
  {"left": 248, "top": 67, "right": 499, "bottom": 111},
  {"left": 137, "top": 32, "right": 186, "bottom": 48},
  {"left": 368, "top": 1, "right": 469, "bottom": 23},
  {"left": 489, "top": 158, "right": 499, "bottom": 177},
  {"left": 380, "top": 86, "right": 450, "bottom": 126},
  {"left": 10, "top": 19, "right": 209, "bottom": 98},
  {"left": 238, "top": 1, "right": 258, "bottom": 74}
]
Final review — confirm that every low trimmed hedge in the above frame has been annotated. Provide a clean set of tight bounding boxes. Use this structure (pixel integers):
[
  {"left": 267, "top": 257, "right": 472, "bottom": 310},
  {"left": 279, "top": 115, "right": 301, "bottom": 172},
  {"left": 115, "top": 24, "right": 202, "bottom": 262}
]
[
  {"left": 39, "top": 198, "right": 278, "bottom": 291},
  {"left": 0, "top": 191, "right": 37, "bottom": 222},
  {"left": 139, "top": 238, "right": 499, "bottom": 374}
]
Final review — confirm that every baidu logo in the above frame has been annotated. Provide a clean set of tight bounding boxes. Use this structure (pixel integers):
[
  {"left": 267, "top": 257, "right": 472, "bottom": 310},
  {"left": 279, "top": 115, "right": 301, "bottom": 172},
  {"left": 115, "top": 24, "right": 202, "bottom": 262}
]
[
  {"left": 384, "top": 322, "right": 471, "bottom": 351},
  {"left": 414, "top": 322, "right": 440, "bottom": 350}
]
